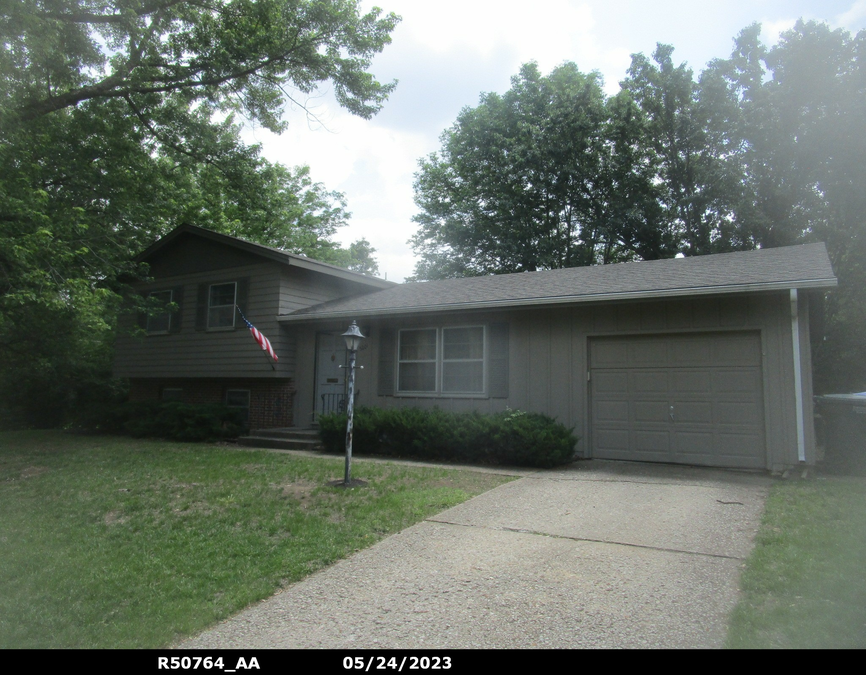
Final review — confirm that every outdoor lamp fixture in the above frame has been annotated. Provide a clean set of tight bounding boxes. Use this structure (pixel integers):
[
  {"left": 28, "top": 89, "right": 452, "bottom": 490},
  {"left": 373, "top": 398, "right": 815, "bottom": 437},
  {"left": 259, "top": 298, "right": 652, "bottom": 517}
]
[
  {"left": 342, "top": 321, "right": 365, "bottom": 352},
  {"left": 341, "top": 321, "right": 365, "bottom": 486}
]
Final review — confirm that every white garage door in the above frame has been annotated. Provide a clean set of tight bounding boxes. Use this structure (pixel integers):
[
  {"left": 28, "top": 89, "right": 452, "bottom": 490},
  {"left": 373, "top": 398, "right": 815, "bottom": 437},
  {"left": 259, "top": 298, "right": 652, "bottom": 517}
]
[{"left": 589, "top": 332, "right": 766, "bottom": 469}]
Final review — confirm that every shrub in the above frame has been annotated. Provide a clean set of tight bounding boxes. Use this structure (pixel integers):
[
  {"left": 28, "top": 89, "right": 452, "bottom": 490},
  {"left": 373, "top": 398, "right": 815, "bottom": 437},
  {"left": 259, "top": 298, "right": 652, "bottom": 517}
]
[
  {"left": 318, "top": 407, "right": 577, "bottom": 468},
  {"left": 82, "top": 400, "right": 246, "bottom": 442}
]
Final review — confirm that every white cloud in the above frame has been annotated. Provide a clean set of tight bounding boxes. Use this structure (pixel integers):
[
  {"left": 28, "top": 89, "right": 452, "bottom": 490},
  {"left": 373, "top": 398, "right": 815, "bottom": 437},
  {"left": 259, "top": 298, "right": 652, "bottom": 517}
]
[
  {"left": 835, "top": 0, "right": 866, "bottom": 28},
  {"left": 759, "top": 18, "right": 799, "bottom": 46},
  {"left": 252, "top": 1, "right": 863, "bottom": 283}
]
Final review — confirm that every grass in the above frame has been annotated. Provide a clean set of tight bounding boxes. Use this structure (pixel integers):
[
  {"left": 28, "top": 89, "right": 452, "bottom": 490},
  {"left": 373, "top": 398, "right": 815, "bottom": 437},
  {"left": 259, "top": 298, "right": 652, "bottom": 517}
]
[
  {"left": 727, "top": 475, "right": 866, "bottom": 648},
  {"left": 0, "top": 430, "right": 514, "bottom": 649}
]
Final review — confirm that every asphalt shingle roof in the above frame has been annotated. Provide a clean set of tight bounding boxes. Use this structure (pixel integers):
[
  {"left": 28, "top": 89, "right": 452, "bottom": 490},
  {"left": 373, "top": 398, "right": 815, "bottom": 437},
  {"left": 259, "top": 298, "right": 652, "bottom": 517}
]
[{"left": 279, "top": 243, "right": 836, "bottom": 322}]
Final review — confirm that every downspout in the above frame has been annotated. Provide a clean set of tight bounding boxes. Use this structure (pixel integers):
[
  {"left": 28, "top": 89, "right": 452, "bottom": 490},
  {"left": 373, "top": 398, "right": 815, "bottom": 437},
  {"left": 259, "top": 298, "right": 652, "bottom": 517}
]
[{"left": 790, "top": 288, "right": 806, "bottom": 463}]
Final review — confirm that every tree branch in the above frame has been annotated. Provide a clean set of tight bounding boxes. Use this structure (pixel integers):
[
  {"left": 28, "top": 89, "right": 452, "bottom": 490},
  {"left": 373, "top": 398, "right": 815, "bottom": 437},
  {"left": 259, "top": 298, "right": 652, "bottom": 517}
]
[
  {"left": 38, "top": 0, "right": 189, "bottom": 25},
  {"left": 17, "top": 43, "right": 308, "bottom": 121}
]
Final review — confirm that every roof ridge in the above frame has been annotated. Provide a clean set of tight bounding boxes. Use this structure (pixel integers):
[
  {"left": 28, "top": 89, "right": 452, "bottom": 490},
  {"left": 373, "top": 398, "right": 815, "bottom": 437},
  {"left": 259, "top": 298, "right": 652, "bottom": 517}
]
[{"left": 137, "top": 223, "right": 395, "bottom": 288}]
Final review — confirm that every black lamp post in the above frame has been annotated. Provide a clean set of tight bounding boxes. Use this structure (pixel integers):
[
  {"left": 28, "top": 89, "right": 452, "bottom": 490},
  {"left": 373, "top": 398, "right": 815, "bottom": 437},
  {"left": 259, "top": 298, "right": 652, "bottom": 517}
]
[{"left": 341, "top": 320, "right": 364, "bottom": 485}]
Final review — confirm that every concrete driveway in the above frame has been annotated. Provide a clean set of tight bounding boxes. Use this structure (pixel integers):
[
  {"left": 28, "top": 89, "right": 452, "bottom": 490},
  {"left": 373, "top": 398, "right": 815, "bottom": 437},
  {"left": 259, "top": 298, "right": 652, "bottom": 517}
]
[{"left": 181, "top": 460, "right": 770, "bottom": 649}]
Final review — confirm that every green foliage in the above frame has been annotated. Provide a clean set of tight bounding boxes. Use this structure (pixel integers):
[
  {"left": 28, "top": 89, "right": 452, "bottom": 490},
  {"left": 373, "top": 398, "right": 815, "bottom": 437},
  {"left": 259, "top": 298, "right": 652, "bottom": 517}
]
[
  {"left": 710, "top": 21, "right": 866, "bottom": 392},
  {"left": 622, "top": 44, "right": 751, "bottom": 255},
  {"left": 0, "top": 1, "right": 398, "bottom": 426},
  {"left": 1, "top": 0, "right": 399, "bottom": 125},
  {"left": 86, "top": 400, "right": 248, "bottom": 441},
  {"left": 318, "top": 407, "right": 578, "bottom": 468},
  {"left": 411, "top": 62, "right": 669, "bottom": 279},
  {"left": 0, "top": 431, "right": 512, "bottom": 647},
  {"left": 727, "top": 478, "right": 866, "bottom": 648},
  {"left": 412, "top": 20, "right": 866, "bottom": 392}
]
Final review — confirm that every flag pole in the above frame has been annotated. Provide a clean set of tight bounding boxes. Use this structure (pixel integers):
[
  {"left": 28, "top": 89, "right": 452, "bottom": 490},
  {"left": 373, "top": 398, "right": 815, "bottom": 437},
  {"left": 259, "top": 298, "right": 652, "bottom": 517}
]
[{"left": 236, "top": 305, "right": 277, "bottom": 371}]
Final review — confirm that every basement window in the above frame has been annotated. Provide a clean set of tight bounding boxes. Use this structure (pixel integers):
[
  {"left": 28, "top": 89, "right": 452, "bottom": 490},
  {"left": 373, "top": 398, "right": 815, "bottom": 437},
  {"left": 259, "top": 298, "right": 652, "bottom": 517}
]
[
  {"left": 161, "top": 388, "right": 183, "bottom": 402},
  {"left": 225, "top": 389, "right": 250, "bottom": 424}
]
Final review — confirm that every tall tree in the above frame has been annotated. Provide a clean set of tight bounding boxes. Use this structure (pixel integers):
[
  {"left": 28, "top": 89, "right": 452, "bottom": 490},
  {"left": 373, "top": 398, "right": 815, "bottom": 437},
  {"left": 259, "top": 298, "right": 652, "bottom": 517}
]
[
  {"left": 622, "top": 44, "right": 750, "bottom": 255},
  {"left": 411, "top": 62, "right": 665, "bottom": 279},
  {"left": 711, "top": 21, "right": 866, "bottom": 391},
  {"left": 0, "top": 0, "right": 398, "bottom": 426},
  {"left": 410, "top": 22, "right": 865, "bottom": 391}
]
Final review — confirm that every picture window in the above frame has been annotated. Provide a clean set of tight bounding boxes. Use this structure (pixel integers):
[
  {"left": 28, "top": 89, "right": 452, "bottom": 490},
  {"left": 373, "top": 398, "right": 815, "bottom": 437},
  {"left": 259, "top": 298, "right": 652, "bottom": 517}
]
[{"left": 397, "top": 327, "right": 485, "bottom": 395}]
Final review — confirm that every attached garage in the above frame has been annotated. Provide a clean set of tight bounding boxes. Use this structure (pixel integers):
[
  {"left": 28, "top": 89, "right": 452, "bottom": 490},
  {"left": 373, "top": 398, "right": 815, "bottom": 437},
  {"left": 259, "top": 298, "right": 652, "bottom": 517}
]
[
  {"left": 590, "top": 332, "right": 766, "bottom": 468},
  {"left": 281, "top": 242, "right": 838, "bottom": 472}
]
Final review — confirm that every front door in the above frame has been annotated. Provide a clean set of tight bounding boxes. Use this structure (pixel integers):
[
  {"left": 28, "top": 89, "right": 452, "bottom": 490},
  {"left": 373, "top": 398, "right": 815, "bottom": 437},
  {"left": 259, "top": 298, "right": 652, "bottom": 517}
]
[{"left": 314, "top": 332, "right": 348, "bottom": 420}]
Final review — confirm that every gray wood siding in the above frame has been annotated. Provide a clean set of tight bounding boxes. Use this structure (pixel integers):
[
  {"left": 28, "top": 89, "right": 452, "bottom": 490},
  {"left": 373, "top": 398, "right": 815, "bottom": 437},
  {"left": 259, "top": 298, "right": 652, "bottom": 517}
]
[
  {"left": 115, "top": 262, "right": 293, "bottom": 379},
  {"left": 279, "top": 267, "right": 376, "bottom": 314},
  {"left": 349, "top": 291, "right": 814, "bottom": 470},
  {"left": 145, "top": 233, "right": 265, "bottom": 277}
]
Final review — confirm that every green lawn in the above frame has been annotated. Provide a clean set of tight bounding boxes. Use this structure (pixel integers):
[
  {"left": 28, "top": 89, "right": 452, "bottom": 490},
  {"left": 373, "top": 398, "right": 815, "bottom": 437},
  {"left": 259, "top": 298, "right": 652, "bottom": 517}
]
[
  {"left": 0, "top": 431, "right": 513, "bottom": 649},
  {"left": 727, "top": 475, "right": 866, "bottom": 648}
]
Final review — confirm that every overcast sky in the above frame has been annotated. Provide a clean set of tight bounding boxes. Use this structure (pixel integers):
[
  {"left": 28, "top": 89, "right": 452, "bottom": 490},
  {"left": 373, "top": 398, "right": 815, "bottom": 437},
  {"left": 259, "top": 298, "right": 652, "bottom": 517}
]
[{"left": 244, "top": 0, "right": 866, "bottom": 282}]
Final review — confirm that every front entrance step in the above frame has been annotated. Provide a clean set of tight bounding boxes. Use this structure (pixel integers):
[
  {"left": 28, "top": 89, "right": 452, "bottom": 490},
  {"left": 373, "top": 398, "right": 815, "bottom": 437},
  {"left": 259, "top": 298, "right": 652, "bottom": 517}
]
[{"left": 238, "top": 428, "right": 322, "bottom": 451}]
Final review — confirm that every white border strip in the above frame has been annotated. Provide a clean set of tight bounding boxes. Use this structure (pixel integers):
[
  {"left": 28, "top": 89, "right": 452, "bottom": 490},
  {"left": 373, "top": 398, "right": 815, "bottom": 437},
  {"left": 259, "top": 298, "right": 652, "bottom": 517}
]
[{"left": 791, "top": 288, "right": 806, "bottom": 463}]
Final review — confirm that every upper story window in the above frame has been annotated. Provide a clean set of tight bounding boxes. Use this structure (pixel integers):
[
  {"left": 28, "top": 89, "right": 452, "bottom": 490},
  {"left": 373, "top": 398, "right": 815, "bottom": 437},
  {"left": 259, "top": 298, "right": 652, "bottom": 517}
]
[
  {"left": 146, "top": 289, "right": 174, "bottom": 334},
  {"left": 397, "top": 326, "right": 485, "bottom": 395},
  {"left": 208, "top": 282, "right": 237, "bottom": 329}
]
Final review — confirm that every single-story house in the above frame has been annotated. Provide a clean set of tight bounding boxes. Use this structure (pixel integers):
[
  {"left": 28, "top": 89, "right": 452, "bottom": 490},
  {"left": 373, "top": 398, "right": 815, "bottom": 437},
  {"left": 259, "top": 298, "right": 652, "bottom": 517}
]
[{"left": 115, "top": 224, "right": 837, "bottom": 472}]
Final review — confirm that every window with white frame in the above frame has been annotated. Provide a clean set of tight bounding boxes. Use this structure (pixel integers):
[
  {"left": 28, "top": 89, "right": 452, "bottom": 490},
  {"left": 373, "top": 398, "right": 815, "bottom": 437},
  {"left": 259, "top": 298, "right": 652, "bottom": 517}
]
[
  {"left": 208, "top": 282, "right": 237, "bottom": 329},
  {"left": 398, "top": 328, "right": 438, "bottom": 392},
  {"left": 146, "top": 289, "right": 174, "bottom": 334},
  {"left": 442, "top": 326, "right": 485, "bottom": 393},
  {"left": 397, "top": 327, "right": 485, "bottom": 395}
]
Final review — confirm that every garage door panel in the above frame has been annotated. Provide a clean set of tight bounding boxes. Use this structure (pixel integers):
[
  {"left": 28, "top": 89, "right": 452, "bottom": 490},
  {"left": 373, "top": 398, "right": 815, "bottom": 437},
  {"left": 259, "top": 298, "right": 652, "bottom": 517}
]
[
  {"left": 712, "top": 336, "right": 762, "bottom": 366},
  {"left": 672, "top": 370, "right": 713, "bottom": 393},
  {"left": 590, "top": 332, "right": 766, "bottom": 469},
  {"left": 634, "top": 401, "right": 670, "bottom": 423},
  {"left": 631, "top": 371, "right": 668, "bottom": 394},
  {"left": 672, "top": 431, "right": 715, "bottom": 455},
  {"left": 713, "top": 369, "right": 762, "bottom": 394},
  {"left": 594, "top": 429, "right": 630, "bottom": 453},
  {"left": 634, "top": 431, "right": 670, "bottom": 452},
  {"left": 673, "top": 339, "right": 713, "bottom": 366},
  {"left": 674, "top": 401, "right": 714, "bottom": 425},
  {"left": 629, "top": 340, "right": 669, "bottom": 367},
  {"left": 594, "top": 400, "right": 629, "bottom": 423},
  {"left": 714, "top": 434, "right": 766, "bottom": 466},
  {"left": 592, "top": 371, "right": 628, "bottom": 394},
  {"left": 716, "top": 401, "right": 762, "bottom": 425},
  {"left": 591, "top": 341, "right": 630, "bottom": 368}
]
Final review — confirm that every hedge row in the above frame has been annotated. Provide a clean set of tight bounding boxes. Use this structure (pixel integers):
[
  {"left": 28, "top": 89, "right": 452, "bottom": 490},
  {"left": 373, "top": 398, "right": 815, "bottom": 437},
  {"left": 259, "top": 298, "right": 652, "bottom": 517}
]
[
  {"left": 318, "top": 407, "right": 577, "bottom": 468},
  {"left": 81, "top": 400, "right": 247, "bottom": 442}
]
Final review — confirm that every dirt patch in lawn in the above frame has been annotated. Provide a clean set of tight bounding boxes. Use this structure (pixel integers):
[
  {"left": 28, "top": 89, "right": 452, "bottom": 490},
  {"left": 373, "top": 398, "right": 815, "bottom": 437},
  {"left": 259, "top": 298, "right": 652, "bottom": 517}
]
[{"left": 20, "top": 466, "right": 49, "bottom": 479}]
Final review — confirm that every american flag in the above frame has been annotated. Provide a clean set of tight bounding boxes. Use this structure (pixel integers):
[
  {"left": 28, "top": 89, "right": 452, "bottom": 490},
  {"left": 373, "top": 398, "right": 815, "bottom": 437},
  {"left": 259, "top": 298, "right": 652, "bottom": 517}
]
[{"left": 236, "top": 307, "right": 278, "bottom": 362}]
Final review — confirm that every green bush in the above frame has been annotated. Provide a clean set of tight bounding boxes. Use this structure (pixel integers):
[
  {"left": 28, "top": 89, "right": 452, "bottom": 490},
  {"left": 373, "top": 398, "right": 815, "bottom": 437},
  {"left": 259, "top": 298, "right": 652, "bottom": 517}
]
[
  {"left": 83, "top": 400, "right": 246, "bottom": 442},
  {"left": 318, "top": 407, "right": 577, "bottom": 468}
]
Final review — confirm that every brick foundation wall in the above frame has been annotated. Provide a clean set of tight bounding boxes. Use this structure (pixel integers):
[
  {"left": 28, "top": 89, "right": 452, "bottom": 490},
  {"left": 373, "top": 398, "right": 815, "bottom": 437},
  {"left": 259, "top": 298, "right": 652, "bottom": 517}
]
[{"left": 127, "top": 378, "right": 296, "bottom": 429}]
